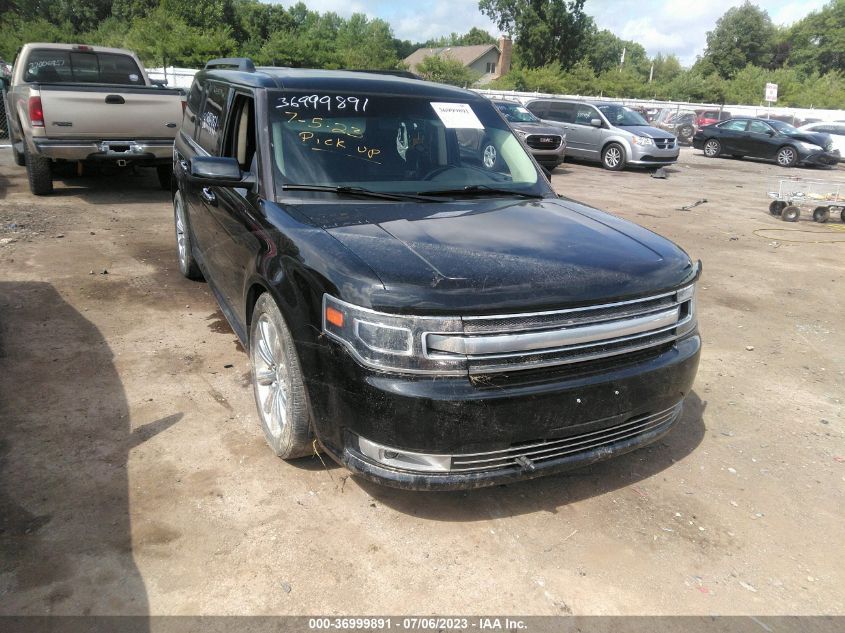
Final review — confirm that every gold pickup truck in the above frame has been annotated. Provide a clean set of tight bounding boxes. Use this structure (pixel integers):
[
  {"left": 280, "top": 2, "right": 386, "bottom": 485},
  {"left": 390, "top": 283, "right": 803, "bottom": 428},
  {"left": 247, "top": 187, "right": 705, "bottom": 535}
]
[{"left": 6, "top": 43, "right": 184, "bottom": 195}]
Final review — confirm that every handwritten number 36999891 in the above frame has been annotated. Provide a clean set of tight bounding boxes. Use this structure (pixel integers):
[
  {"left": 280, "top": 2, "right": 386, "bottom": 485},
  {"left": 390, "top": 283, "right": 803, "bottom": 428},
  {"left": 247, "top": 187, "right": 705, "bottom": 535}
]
[{"left": 276, "top": 95, "right": 369, "bottom": 112}]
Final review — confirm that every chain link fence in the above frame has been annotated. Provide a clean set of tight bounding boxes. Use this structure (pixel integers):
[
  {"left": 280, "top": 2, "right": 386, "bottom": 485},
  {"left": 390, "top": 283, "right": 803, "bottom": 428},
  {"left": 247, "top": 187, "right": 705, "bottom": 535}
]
[{"left": 0, "top": 88, "right": 10, "bottom": 146}]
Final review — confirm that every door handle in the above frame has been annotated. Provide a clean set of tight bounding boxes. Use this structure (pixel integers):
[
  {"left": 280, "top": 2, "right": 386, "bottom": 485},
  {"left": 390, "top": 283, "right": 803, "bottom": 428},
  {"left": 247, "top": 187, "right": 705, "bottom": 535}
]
[
  {"left": 105, "top": 95, "right": 125, "bottom": 104},
  {"left": 201, "top": 188, "right": 217, "bottom": 205}
]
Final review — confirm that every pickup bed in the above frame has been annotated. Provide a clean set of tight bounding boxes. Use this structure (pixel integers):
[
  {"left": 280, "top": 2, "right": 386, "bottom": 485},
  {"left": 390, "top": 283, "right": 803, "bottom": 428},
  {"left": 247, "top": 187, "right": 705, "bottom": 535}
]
[{"left": 6, "top": 43, "right": 184, "bottom": 195}]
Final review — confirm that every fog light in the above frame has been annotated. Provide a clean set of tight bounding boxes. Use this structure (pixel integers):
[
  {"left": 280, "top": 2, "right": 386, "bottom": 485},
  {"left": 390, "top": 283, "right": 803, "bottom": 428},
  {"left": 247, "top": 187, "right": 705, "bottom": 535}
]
[{"left": 357, "top": 436, "right": 452, "bottom": 472}]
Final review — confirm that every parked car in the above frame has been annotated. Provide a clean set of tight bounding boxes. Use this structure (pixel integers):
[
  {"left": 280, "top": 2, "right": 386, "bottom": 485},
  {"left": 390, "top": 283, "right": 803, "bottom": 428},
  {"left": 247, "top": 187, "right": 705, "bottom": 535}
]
[
  {"left": 490, "top": 100, "right": 566, "bottom": 170},
  {"left": 6, "top": 42, "right": 184, "bottom": 195},
  {"left": 656, "top": 110, "right": 697, "bottom": 145},
  {"left": 693, "top": 118, "right": 839, "bottom": 167},
  {"left": 695, "top": 109, "right": 731, "bottom": 127},
  {"left": 524, "top": 98, "right": 679, "bottom": 170},
  {"left": 172, "top": 60, "right": 701, "bottom": 490},
  {"left": 799, "top": 121, "right": 845, "bottom": 158}
]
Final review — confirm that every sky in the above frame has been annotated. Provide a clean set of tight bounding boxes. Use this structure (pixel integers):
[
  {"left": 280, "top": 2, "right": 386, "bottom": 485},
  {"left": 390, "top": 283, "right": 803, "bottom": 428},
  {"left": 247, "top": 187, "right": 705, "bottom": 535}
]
[{"left": 270, "top": 0, "right": 829, "bottom": 66}]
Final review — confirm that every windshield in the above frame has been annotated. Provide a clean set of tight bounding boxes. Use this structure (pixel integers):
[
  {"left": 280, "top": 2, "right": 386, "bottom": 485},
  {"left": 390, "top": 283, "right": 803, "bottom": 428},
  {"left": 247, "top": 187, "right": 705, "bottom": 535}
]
[
  {"left": 768, "top": 120, "right": 801, "bottom": 135},
  {"left": 597, "top": 105, "right": 649, "bottom": 127},
  {"left": 494, "top": 102, "right": 540, "bottom": 123},
  {"left": 268, "top": 91, "right": 547, "bottom": 197}
]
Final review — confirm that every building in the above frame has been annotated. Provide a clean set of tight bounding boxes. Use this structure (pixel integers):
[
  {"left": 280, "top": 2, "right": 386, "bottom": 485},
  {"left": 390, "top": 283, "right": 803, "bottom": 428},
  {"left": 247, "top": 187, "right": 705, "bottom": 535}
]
[{"left": 403, "top": 37, "right": 513, "bottom": 85}]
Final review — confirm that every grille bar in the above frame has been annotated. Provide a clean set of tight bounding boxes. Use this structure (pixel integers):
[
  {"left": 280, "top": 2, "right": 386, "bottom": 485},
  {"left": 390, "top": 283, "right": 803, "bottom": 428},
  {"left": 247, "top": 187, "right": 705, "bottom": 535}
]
[{"left": 450, "top": 404, "right": 682, "bottom": 472}]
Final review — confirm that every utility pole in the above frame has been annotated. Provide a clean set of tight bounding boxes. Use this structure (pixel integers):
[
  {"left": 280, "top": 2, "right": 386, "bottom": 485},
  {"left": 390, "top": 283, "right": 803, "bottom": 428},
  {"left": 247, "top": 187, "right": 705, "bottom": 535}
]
[
  {"left": 619, "top": 46, "right": 626, "bottom": 72},
  {"left": 649, "top": 62, "right": 654, "bottom": 83}
]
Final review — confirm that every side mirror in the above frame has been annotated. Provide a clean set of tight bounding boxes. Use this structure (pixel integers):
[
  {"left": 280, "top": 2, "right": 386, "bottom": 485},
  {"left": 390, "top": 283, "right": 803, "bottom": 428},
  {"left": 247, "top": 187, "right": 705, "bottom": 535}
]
[
  {"left": 590, "top": 118, "right": 602, "bottom": 128},
  {"left": 766, "top": 129, "right": 775, "bottom": 136},
  {"left": 189, "top": 157, "right": 254, "bottom": 187}
]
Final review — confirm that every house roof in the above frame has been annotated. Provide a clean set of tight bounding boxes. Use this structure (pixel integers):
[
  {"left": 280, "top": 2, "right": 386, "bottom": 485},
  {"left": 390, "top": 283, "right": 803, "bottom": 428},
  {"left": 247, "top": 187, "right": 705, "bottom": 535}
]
[{"left": 403, "top": 44, "right": 499, "bottom": 72}]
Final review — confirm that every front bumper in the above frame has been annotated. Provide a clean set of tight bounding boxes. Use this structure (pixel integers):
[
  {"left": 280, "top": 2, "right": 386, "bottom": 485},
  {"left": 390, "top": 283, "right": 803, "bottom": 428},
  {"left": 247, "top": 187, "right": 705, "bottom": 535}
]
[
  {"left": 32, "top": 138, "right": 174, "bottom": 163},
  {"left": 309, "top": 333, "right": 701, "bottom": 490},
  {"left": 799, "top": 149, "right": 840, "bottom": 166},
  {"left": 628, "top": 144, "right": 680, "bottom": 166}
]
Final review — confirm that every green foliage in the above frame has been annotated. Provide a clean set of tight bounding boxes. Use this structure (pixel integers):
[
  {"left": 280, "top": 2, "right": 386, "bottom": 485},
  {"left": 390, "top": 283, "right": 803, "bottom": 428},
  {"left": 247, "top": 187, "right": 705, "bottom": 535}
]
[
  {"left": 702, "top": 1, "right": 777, "bottom": 78},
  {"left": 422, "top": 27, "right": 497, "bottom": 48},
  {"left": 491, "top": 62, "right": 567, "bottom": 92},
  {"left": 415, "top": 56, "right": 481, "bottom": 87},
  {"left": 787, "top": 0, "right": 845, "bottom": 75},
  {"left": 479, "top": 0, "right": 593, "bottom": 69}
]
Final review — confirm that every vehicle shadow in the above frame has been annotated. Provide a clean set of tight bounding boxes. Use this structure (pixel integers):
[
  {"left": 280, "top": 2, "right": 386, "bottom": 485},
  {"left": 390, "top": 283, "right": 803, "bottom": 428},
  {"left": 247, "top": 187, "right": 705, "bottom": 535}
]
[
  {"left": 0, "top": 282, "right": 151, "bottom": 619},
  {"left": 46, "top": 164, "right": 169, "bottom": 205},
  {"left": 357, "top": 391, "right": 706, "bottom": 521},
  {"left": 0, "top": 171, "right": 8, "bottom": 199}
]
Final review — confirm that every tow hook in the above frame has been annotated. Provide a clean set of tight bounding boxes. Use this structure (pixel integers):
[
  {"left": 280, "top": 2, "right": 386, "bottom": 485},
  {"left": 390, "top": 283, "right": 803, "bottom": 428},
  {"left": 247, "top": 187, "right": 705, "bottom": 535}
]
[{"left": 515, "top": 455, "right": 535, "bottom": 472}]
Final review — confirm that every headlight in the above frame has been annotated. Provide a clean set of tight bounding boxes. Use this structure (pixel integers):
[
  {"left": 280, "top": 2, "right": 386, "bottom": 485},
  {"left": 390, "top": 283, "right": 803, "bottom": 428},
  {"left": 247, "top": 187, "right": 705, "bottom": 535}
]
[
  {"left": 632, "top": 136, "right": 654, "bottom": 146},
  {"left": 514, "top": 129, "right": 528, "bottom": 138},
  {"left": 796, "top": 141, "right": 822, "bottom": 152},
  {"left": 322, "top": 294, "right": 465, "bottom": 375}
]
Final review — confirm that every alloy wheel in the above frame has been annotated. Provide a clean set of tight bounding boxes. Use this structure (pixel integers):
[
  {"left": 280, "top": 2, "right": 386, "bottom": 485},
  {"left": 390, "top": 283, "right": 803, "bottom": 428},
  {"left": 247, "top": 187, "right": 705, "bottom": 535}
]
[
  {"left": 482, "top": 144, "right": 497, "bottom": 169},
  {"left": 251, "top": 314, "right": 290, "bottom": 442}
]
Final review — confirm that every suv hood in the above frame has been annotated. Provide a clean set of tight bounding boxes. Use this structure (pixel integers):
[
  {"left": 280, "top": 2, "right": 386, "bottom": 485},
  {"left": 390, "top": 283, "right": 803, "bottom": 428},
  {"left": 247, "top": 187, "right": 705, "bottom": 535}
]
[
  {"left": 296, "top": 197, "right": 696, "bottom": 314},
  {"left": 509, "top": 121, "right": 565, "bottom": 136}
]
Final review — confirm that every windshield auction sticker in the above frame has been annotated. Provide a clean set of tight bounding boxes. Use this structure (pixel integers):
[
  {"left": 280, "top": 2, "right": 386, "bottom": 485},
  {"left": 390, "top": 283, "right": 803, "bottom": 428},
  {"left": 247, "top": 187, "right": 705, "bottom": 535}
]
[{"left": 430, "top": 102, "right": 484, "bottom": 129}]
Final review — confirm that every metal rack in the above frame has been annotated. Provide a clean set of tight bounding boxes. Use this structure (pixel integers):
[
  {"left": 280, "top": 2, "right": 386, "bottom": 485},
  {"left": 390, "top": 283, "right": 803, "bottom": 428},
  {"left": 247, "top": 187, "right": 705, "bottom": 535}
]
[{"left": 767, "top": 177, "right": 845, "bottom": 223}]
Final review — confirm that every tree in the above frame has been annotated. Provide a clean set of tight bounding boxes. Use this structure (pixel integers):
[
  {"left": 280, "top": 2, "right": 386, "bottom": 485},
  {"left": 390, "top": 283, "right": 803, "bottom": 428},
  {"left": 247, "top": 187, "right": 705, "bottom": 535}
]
[
  {"left": 787, "top": 0, "right": 845, "bottom": 75},
  {"left": 585, "top": 29, "right": 648, "bottom": 76},
  {"left": 492, "top": 62, "right": 568, "bottom": 92},
  {"left": 415, "top": 55, "right": 481, "bottom": 86},
  {"left": 702, "top": 1, "right": 777, "bottom": 78},
  {"left": 336, "top": 14, "right": 399, "bottom": 69},
  {"left": 479, "top": 0, "right": 594, "bottom": 69}
]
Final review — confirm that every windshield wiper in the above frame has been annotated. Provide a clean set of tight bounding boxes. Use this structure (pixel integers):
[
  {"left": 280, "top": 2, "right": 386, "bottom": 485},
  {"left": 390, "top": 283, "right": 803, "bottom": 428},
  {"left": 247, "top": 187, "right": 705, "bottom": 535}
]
[
  {"left": 419, "top": 185, "right": 545, "bottom": 199},
  {"left": 281, "top": 184, "right": 439, "bottom": 202}
]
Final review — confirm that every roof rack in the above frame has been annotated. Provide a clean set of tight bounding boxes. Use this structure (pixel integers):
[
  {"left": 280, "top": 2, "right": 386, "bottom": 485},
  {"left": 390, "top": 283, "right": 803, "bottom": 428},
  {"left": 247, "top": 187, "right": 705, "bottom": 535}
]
[
  {"left": 345, "top": 69, "right": 419, "bottom": 80},
  {"left": 205, "top": 58, "right": 256, "bottom": 72}
]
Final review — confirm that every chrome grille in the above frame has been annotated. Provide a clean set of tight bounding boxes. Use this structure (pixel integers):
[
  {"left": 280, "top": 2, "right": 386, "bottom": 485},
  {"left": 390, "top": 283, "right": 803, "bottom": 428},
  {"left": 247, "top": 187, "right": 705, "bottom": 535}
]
[
  {"left": 526, "top": 134, "right": 562, "bottom": 150},
  {"left": 654, "top": 138, "right": 675, "bottom": 149},
  {"left": 450, "top": 403, "right": 683, "bottom": 472},
  {"left": 423, "top": 287, "right": 696, "bottom": 375}
]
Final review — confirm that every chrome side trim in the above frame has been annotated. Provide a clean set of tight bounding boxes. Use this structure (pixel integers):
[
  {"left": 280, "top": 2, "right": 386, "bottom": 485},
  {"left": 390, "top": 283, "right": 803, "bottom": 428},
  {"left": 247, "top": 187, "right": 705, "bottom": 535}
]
[{"left": 426, "top": 307, "right": 680, "bottom": 356}]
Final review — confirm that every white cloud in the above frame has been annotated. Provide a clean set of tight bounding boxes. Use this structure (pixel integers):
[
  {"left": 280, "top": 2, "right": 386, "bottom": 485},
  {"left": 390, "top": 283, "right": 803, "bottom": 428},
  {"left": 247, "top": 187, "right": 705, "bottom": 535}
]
[{"left": 772, "top": 0, "right": 826, "bottom": 25}]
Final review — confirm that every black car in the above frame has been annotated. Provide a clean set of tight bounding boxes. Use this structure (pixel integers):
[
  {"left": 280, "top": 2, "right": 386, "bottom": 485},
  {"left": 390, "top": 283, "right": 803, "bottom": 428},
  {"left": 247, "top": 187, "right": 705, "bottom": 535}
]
[
  {"left": 172, "top": 59, "right": 701, "bottom": 490},
  {"left": 693, "top": 118, "right": 839, "bottom": 167}
]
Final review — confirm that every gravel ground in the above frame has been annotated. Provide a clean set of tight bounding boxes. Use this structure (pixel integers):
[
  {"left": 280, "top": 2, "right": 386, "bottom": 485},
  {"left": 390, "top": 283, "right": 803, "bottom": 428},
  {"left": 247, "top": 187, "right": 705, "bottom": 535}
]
[{"left": 0, "top": 147, "right": 843, "bottom": 616}]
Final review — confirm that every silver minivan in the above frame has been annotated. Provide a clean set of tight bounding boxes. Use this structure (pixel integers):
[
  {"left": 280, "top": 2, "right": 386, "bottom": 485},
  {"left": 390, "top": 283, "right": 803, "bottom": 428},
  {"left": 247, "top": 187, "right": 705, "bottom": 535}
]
[{"left": 525, "top": 99, "right": 680, "bottom": 171}]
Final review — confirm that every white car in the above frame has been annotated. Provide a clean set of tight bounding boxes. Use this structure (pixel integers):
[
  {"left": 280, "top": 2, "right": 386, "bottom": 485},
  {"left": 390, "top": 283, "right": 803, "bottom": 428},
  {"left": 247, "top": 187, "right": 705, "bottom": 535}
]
[{"left": 799, "top": 121, "right": 845, "bottom": 158}]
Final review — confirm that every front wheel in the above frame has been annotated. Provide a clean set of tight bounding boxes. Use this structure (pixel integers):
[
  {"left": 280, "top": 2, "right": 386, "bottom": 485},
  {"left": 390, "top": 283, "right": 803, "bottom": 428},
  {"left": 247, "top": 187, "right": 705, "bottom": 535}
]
[
  {"left": 769, "top": 200, "right": 786, "bottom": 216},
  {"left": 601, "top": 143, "right": 625, "bottom": 171},
  {"left": 777, "top": 146, "right": 798, "bottom": 167},
  {"left": 173, "top": 190, "right": 203, "bottom": 280},
  {"left": 703, "top": 139, "right": 721, "bottom": 158},
  {"left": 250, "top": 293, "right": 314, "bottom": 460}
]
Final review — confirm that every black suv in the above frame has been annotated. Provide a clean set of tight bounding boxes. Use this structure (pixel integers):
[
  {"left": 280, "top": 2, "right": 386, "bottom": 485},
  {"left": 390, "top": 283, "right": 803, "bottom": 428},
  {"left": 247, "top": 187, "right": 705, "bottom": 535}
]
[{"left": 172, "top": 59, "right": 701, "bottom": 490}]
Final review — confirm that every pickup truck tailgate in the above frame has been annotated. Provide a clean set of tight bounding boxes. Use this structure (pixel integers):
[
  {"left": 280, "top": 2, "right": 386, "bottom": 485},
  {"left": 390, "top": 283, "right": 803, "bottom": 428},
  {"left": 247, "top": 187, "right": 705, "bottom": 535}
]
[{"left": 39, "top": 86, "right": 183, "bottom": 139}]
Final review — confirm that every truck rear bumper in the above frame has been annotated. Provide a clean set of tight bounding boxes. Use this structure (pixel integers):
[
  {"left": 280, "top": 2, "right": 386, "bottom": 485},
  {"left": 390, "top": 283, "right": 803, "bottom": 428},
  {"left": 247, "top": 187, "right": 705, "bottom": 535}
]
[{"left": 32, "top": 139, "right": 173, "bottom": 162}]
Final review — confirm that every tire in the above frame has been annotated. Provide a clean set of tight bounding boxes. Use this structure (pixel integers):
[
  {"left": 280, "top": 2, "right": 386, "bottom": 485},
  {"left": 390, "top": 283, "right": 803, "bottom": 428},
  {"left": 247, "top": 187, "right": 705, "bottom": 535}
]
[
  {"left": 173, "top": 190, "right": 203, "bottom": 280},
  {"left": 156, "top": 165, "right": 172, "bottom": 191},
  {"left": 769, "top": 200, "right": 786, "bottom": 216},
  {"left": 777, "top": 146, "right": 798, "bottom": 167},
  {"left": 12, "top": 144, "right": 25, "bottom": 167},
  {"left": 24, "top": 144, "right": 53, "bottom": 195},
  {"left": 703, "top": 138, "right": 721, "bottom": 158},
  {"left": 781, "top": 205, "right": 800, "bottom": 222},
  {"left": 601, "top": 142, "right": 625, "bottom": 171},
  {"left": 249, "top": 293, "right": 314, "bottom": 460},
  {"left": 812, "top": 206, "right": 830, "bottom": 223},
  {"left": 480, "top": 139, "right": 498, "bottom": 170}
]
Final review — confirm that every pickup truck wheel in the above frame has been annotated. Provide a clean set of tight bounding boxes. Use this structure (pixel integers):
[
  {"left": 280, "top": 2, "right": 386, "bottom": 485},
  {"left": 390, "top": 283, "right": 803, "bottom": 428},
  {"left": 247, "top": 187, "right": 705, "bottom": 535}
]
[
  {"left": 24, "top": 145, "right": 53, "bottom": 195},
  {"left": 173, "top": 191, "right": 203, "bottom": 280},
  {"left": 601, "top": 143, "right": 625, "bottom": 171},
  {"left": 250, "top": 293, "right": 314, "bottom": 460},
  {"left": 156, "top": 165, "right": 171, "bottom": 191},
  {"left": 12, "top": 145, "right": 25, "bottom": 167}
]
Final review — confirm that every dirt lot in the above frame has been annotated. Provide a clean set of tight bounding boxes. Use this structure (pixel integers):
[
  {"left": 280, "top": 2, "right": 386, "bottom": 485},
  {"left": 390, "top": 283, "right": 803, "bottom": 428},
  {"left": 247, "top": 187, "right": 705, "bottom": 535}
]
[{"left": 0, "top": 148, "right": 843, "bottom": 616}]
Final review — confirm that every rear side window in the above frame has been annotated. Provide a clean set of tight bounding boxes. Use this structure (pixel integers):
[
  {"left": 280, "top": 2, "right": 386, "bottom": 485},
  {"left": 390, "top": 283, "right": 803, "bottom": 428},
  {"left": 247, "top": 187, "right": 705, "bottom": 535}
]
[
  {"left": 197, "top": 81, "right": 231, "bottom": 155},
  {"left": 526, "top": 101, "right": 549, "bottom": 118},
  {"left": 23, "top": 49, "right": 143, "bottom": 85},
  {"left": 547, "top": 102, "right": 576, "bottom": 123}
]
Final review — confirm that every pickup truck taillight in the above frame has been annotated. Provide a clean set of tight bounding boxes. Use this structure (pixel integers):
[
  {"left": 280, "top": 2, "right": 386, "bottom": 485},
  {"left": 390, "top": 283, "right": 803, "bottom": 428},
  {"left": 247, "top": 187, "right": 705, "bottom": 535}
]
[{"left": 29, "top": 97, "right": 45, "bottom": 127}]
